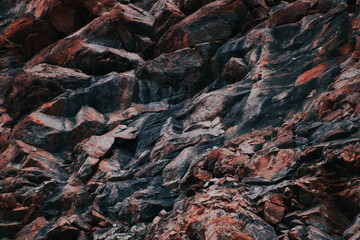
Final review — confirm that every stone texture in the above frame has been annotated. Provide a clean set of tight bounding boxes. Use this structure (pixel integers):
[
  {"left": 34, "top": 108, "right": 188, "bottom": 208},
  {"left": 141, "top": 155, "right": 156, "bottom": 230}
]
[
  {"left": 1, "top": 0, "right": 360, "bottom": 239},
  {"left": 154, "top": 0, "right": 266, "bottom": 55}
]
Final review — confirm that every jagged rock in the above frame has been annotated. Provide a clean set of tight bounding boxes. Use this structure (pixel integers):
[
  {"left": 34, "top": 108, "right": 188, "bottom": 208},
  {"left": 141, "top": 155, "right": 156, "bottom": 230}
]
[
  {"left": 73, "top": 124, "right": 137, "bottom": 181},
  {"left": 2, "top": 64, "right": 92, "bottom": 119},
  {"left": 267, "top": 0, "right": 311, "bottom": 27},
  {"left": 146, "top": 185, "right": 278, "bottom": 239},
  {"left": 135, "top": 42, "right": 219, "bottom": 102},
  {"left": 15, "top": 217, "right": 49, "bottom": 240},
  {"left": 263, "top": 194, "right": 285, "bottom": 225},
  {"left": 222, "top": 57, "right": 250, "bottom": 84},
  {"left": 11, "top": 111, "right": 74, "bottom": 152},
  {"left": 344, "top": 214, "right": 360, "bottom": 239},
  {"left": 162, "top": 146, "right": 209, "bottom": 189},
  {"left": 150, "top": 0, "right": 185, "bottom": 41},
  {"left": 0, "top": 140, "right": 67, "bottom": 184},
  {"left": 56, "top": 71, "right": 136, "bottom": 115},
  {"left": 119, "top": 186, "right": 176, "bottom": 223},
  {"left": 155, "top": 0, "right": 266, "bottom": 55},
  {"left": 175, "top": 0, "right": 216, "bottom": 15},
  {"left": 22, "top": 0, "right": 93, "bottom": 35},
  {"left": 0, "top": 16, "right": 59, "bottom": 69},
  {"left": 1, "top": 0, "right": 360, "bottom": 239},
  {"left": 28, "top": 41, "right": 144, "bottom": 75}
]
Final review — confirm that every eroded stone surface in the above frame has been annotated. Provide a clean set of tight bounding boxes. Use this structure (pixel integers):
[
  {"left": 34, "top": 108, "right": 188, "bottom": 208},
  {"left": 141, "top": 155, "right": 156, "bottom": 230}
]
[{"left": 1, "top": 0, "right": 360, "bottom": 239}]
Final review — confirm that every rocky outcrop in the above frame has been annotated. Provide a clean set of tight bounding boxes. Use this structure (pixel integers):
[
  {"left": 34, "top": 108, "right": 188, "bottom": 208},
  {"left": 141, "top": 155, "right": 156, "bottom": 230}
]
[{"left": 1, "top": 0, "right": 360, "bottom": 239}]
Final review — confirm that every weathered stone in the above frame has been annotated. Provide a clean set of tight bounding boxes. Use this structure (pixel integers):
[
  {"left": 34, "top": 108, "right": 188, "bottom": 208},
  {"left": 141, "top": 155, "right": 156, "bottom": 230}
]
[
  {"left": 267, "top": 1, "right": 311, "bottom": 27},
  {"left": 222, "top": 57, "right": 250, "bottom": 84},
  {"left": 2, "top": 64, "right": 92, "bottom": 119},
  {"left": 0, "top": 16, "right": 59, "bottom": 69},
  {"left": 28, "top": 40, "right": 144, "bottom": 75},
  {"left": 150, "top": 0, "right": 185, "bottom": 41},
  {"left": 263, "top": 194, "right": 285, "bottom": 225},
  {"left": 73, "top": 124, "right": 137, "bottom": 181},
  {"left": 155, "top": 0, "right": 263, "bottom": 55},
  {"left": 1, "top": 0, "right": 360, "bottom": 239},
  {"left": 135, "top": 42, "right": 219, "bottom": 103},
  {"left": 15, "top": 217, "right": 49, "bottom": 240}
]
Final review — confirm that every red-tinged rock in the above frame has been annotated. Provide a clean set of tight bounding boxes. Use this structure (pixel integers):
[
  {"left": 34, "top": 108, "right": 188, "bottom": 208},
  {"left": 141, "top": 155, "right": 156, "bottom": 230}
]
[
  {"left": 0, "top": 16, "right": 58, "bottom": 69},
  {"left": 350, "top": 232, "right": 360, "bottom": 240},
  {"left": 147, "top": 185, "right": 278, "bottom": 239},
  {"left": 47, "top": 1, "right": 76, "bottom": 34},
  {"left": 15, "top": 217, "right": 49, "bottom": 240},
  {"left": 316, "top": 92, "right": 345, "bottom": 119},
  {"left": 11, "top": 105, "right": 131, "bottom": 153},
  {"left": 155, "top": 0, "right": 254, "bottom": 55},
  {"left": 28, "top": 40, "right": 144, "bottom": 75},
  {"left": 222, "top": 57, "right": 250, "bottom": 84},
  {"left": 76, "top": 43, "right": 145, "bottom": 75},
  {"left": 150, "top": 0, "right": 186, "bottom": 41},
  {"left": 3, "top": 64, "right": 92, "bottom": 120},
  {"left": 46, "top": 224, "right": 80, "bottom": 240},
  {"left": 82, "top": 0, "right": 118, "bottom": 16},
  {"left": 264, "top": 0, "right": 282, "bottom": 7},
  {"left": 295, "top": 62, "right": 329, "bottom": 86},
  {"left": 72, "top": 4, "right": 152, "bottom": 50},
  {"left": 109, "top": 3, "right": 155, "bottom": 36},
  {"left": 306, "top": 225, "right": 343, "bottom": 240},
  {"left": 0, "top": 140, "right": 38, "bottom": 177},
  {"left": 344, "top": 214, "right": 360, "bottom": 239},
  {"left": 353, "top": 36, "right": 360, "bottom": 60},
  {"left": 264, "top": 201, "right": 285, "bottom": 225},
  {"left": 28, "top": 0, "right": 106, "bottom": 21},
  {"left": 263, "top": 194, "right": 285, "bottom": 225},
  {"left": 247, "top": 149, "right": 296, "bottom": 180},
  {"left": 0, "top": 193, "right": 18, "bottom": 210},
  {"left": 38, "top": 71, "right": 136, "bottom": 118},
  {"left": 1, "top": 0, "right": 360, "bottom": 238},
  {"left": 176, "top": 0, "right": 216, "bottom": 15},
  {"left": 316, "top": 122, "right": 357, "bottom": 143},
  {"left": 130, "top": 0, "right": 159, "bottom": 11},
  {"left": 267, "top": 1, "right": 311, "bottom": 27},
  {"left": 226, "top": 127, "right": 273, "bottom": 153},
  {"left": 311, "top": 0, "right": 334, "bottom": 14},
  {"left": 300, "top": 146, "right": 323, "bottom": 161},
  {"left": 27, "top": 3, "right": 153, "bottom": 70},
  {"left": 39, "top": 0, "right": 93, "bottom": 35},
  {"left": 340, "top": 144, "right": 360, "bottom": 163},
  {"left": 162, "top": 147, "right": 198, "bottom": 188},
  {"left": 73, "top": 106, "right": 106, "bottom": 142},
  {"left": 275, "top": 124, "right": 295, "bottom": 148},
  {"left": 73, "top": 124, "right": 136, "bottom": 181},
  {"left": 180, "top": 167, "right": 213, "bottom": 191},
  {"left": 58, "top": 177, "right": 88, "bottom": 211},
  {"left": 0, "top": 126, "right": 11, "bottom": 153},
  {"left": 6, "top": 207, "right": 30, "bottom": 223},
  {"left": 11, "top": 111, "right": 74, "bottom": 152},
  {"left": 0, "top": 107, "right": 13, "bottom": 127},
  {"left": 204, "top": 148, "right": 248, "bottom": 177},
  {"left": 20, "top": 149, "right": 68, "bottom": 182},
  {"left": 73, "top": 134, "right": 115, "bottom": 177},
  {"left": 134, "top": 34, "right": 155, "bottom": 54},
  {"left": 289, "top": 225, "right": 307, "bottom": 240},
  {"left": 149, "top": 121, "right": 224, "bottom": 161},
  {"left": 2, "top": 16, "right": 58, "bottom": 54}
]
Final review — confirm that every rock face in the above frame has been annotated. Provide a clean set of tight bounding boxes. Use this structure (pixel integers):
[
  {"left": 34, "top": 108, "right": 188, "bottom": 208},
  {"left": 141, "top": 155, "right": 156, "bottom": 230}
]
[{"left": 0, "top": 0, "right": 360, "bottom": 239}]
